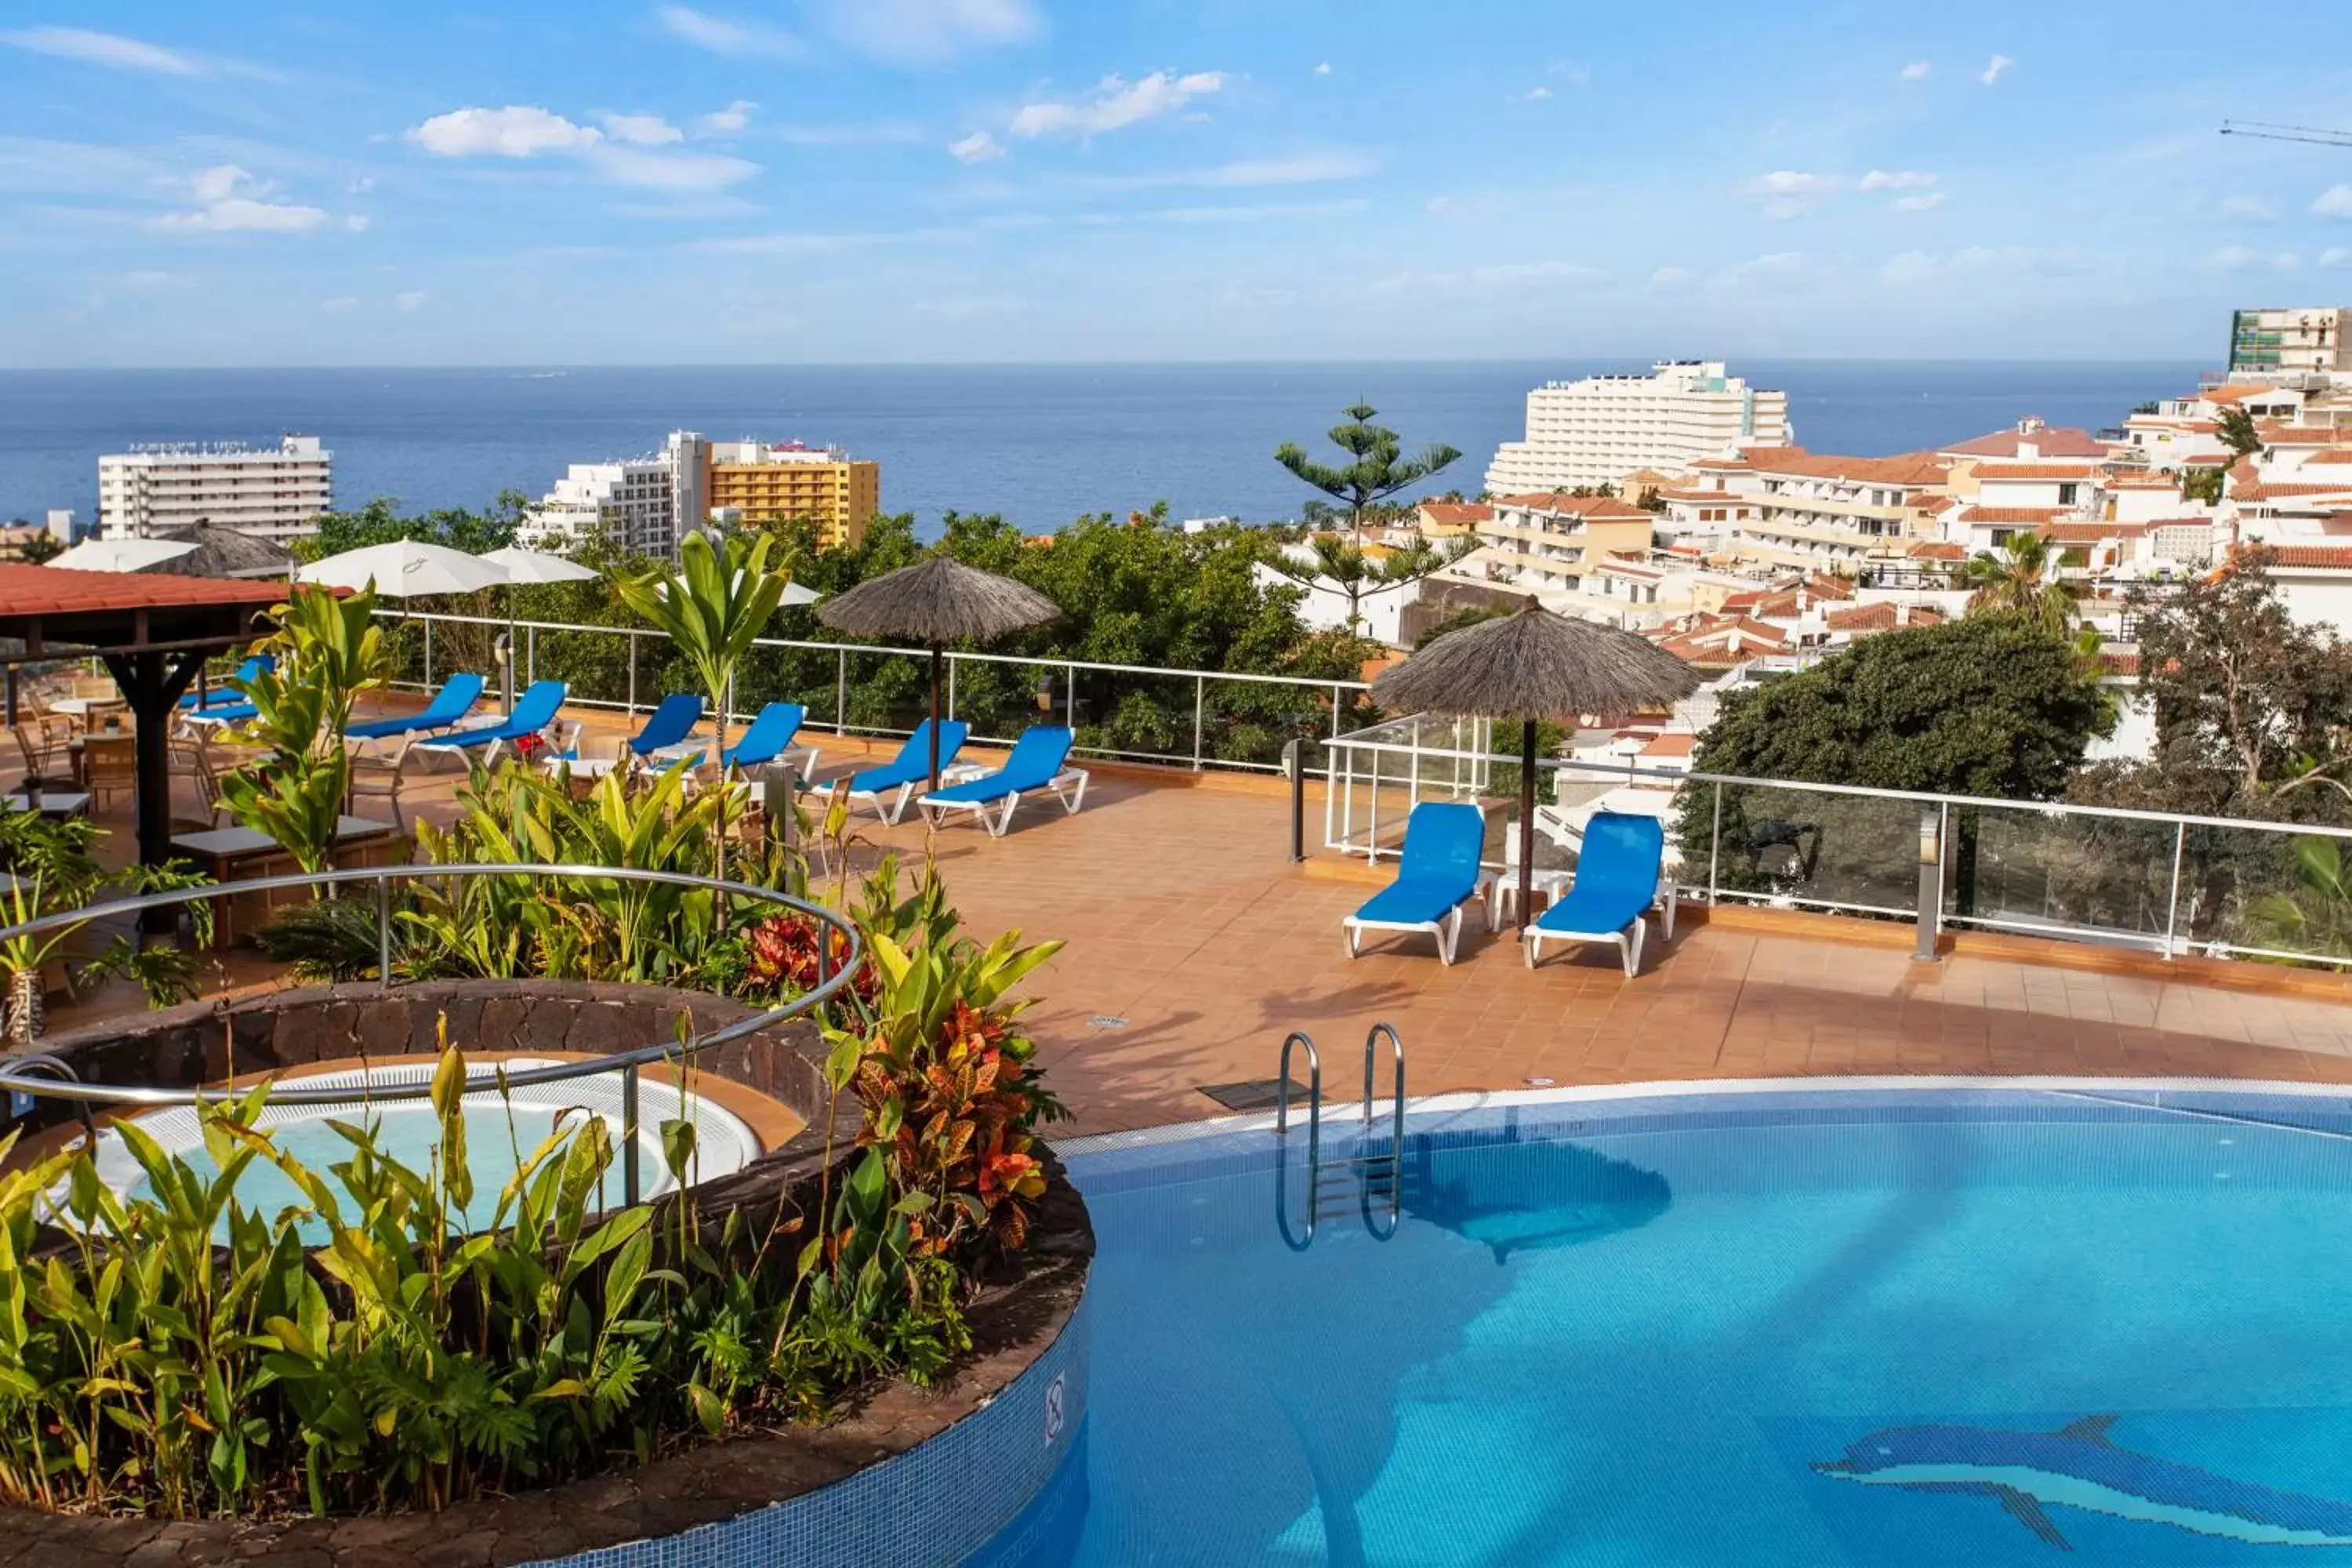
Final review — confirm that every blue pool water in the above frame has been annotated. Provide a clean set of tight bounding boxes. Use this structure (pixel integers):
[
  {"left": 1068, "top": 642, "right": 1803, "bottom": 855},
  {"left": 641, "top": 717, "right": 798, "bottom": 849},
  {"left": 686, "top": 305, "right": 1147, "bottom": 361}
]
[{"left": 1018, "top": 1087, "right": 2352, "bottom": 1566}]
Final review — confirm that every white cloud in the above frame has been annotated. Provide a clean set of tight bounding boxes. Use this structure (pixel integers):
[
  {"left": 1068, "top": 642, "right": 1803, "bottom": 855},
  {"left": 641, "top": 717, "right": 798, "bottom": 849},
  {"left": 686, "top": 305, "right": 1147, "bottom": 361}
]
[
  {"left": 589, "top": 146, "right": 759, "bottom": 191},
  {"left": 2217, "top": 194, "right": 2277, "bottom": 222},
  {"left": 1010, "top": 71, "right": 1228, "bottom": 140},
  {"left": 409, "top": 106, "right": 602, "bottom": 158},
  {"left": 343, "top": 214, "right": 372, "bottom": 232},
  {"left": 1859, "top": 169, "right": 1938, "bottom": 191},
  {"left": 602, "top": 113, "right": 684, "bottom": 146},
  {"left": 1740, "top": 170, "right": 1838, "bottom": 220},
  {"left": 1087, "top": 152, "right": 1377, "bottom": 189},
  {"left": 770, "top": 121, "right": 924, "bottom": 145},
  {"left": 1523, "top": 86, "right": 1552, "bottom": 102},
  {"left": 1882, "top": 245, "right": 2089, "bottom": 285},
  {"left": 813, "top": 0, "right": 1041, "bottom": 67},
  {"left": 655, "top": 5, "right": 804, "bottom": 60},
  {"left": 1146, "top": 198, "right": 1370, "bottom": 225},
  {"left": 694, "top": 100, "right": 757, "bottom": 136},
  {"left": 2200, "top": 244, "right": 2264, "bottom": 274},
  {"left": 1374, "top": 258, "right": 1606, "bottom": 294},
  {"left": 2324, "top": 247, "right": 2351, "bottom": 269},
  {"left": 191, "top": 165, "right": 250, "bottom": 205},
  {"left": 394, "top": 291, "right": 429, "bottom": 312},
  {"left": 1313, "top": 62, "right": 1331, "bottom": 76},
  {"left": 949, "top": 131, "right": 1007, "bottom": 163},
  {"left": 321, "top": 296, "right": 361, "bottom": 314},
  {"left": 1979, "top": 53, "right": 2014, "bottom": 86},
  {"left": 1893, "top": 191, "right": 1947, "bottom": 212},
  {"left": 0, "top": 25, "right": 201, "bottom": 76},
  {"left": 1899, "top": 61, "right": 1931, "bottom": 82},
  {"left": 1715, "top": 252, "right": 1812, "bottom": 289},
  {"left": 2314, "top": 184, "right": 2352, "bottom": 220},
  {"left": 1649, "top": 266, "right": 1699, "bottom": 289},
  {"left": 158, "top": 196, "right": 330, "bottom": 233},
  {"left": 154, "top": 165, "right": 337, "bottom": 234},
  {"left": 2276, "top": 252, "right": 2303, "bottom": 270},
  {"left": 1549, "top": 60, "right": 1592, "bottom": 87}
]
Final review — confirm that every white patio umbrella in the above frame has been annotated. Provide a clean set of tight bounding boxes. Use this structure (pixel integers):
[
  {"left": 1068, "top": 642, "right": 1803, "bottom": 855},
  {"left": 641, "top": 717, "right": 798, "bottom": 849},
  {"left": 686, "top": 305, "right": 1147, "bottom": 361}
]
[
  {"left": 782, "top": 580, "right": 821, "bottom": 607},
  {"left": 480, "top": 546, "right": 598, "bottom": 585},
  {"left": 49, "top": 538, "right": 197, "bottom": 573},
  {"left": 297, "top": 540, "right": 510, "bottom": 597}
]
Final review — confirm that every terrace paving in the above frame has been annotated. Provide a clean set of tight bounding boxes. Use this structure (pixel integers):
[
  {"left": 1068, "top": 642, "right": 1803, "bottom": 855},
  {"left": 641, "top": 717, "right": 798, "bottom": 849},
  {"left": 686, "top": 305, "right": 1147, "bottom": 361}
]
[{"left": 47, "top": 699, "right": 2352, "bottom": 1138}]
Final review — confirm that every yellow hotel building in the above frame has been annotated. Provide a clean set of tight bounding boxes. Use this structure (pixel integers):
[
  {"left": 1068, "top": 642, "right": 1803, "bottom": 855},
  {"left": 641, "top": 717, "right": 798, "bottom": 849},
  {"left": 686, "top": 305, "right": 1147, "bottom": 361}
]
[{"left": 704, "top": 441, "right": 879, "bottom": 550}]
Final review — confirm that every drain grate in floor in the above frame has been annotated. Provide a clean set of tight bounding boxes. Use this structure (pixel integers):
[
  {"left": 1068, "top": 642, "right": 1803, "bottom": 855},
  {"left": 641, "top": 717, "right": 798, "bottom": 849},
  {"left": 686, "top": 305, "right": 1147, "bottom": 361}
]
[{"left": 1196, "top": 1078, "right": 1312, "bottom": 1112}]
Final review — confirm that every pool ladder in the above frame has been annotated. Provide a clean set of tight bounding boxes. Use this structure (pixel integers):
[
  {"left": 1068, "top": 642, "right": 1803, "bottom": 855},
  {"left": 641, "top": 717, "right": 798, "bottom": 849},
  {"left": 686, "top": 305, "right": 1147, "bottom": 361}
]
[{"left": 1273, "top": 1024, "right": 1406, "bottom": 1250}]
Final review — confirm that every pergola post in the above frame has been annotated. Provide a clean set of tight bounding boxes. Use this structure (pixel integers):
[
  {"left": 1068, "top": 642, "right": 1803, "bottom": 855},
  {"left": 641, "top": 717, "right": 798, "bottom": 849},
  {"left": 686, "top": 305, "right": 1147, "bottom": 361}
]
[{"left": 100, "top": 648, "right": 204, "bottom": 877}]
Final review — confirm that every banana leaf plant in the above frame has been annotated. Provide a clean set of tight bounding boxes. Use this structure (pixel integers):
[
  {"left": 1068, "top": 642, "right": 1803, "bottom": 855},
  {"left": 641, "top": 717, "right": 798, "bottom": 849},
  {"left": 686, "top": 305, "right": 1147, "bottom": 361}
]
[{"left": 220, "top": 583, "right": 387, "bottom": 877}]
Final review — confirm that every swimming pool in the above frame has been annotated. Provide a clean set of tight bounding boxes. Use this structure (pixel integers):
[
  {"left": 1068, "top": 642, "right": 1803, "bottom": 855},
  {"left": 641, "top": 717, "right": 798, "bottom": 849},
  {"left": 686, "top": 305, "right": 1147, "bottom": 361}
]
[
  {"left": 82, "top": 1058, "right": 761, "bottom": 1237},
  {"left": 1014, "top": 1080, "right": 2352, "bottom": 1566}
]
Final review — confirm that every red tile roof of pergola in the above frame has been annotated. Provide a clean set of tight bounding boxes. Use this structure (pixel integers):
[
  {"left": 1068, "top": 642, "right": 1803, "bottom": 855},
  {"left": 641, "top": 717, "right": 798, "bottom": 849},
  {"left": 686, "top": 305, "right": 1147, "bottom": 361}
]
[{"left": 0, "top": 564, "right": 287, "bottom": 618}]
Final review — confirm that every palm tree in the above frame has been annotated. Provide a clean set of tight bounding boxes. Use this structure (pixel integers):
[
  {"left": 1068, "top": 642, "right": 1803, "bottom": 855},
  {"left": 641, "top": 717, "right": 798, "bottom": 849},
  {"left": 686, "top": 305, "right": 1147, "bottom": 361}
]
[
  {"left": 1276, "top": 402, "right": 1461, "bottom": 545},
  {"left": 614, "top": 530, "right": 793, "bottom": 884},
  {"left": 2216, "top": 405, "right": 2265, "bottom": 466},
  {"left": 1962, "top": 531, "right": 2077, "bottom": 636}
]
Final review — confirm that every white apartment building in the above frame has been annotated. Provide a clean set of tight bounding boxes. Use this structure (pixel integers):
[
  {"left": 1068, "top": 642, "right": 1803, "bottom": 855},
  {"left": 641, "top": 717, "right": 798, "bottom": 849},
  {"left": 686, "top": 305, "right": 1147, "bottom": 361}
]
[
  {"left": 521, "top": 458, "right": 679, "bottom": 558},
  {"left": 517, "top": 430, "right": 709, "bottom": 561},
  {"left": 2229, "top": 307, "right": 2352, "bottom": 379},
  {"left": 97, "top": 436, "right": 333, "bottom": 546},
  {"left": 1483, "top": 361, "right": 1791, "bottom": 495},
  {"left": 1677, "top": 448, "right": 1952, "bottom": 571}
]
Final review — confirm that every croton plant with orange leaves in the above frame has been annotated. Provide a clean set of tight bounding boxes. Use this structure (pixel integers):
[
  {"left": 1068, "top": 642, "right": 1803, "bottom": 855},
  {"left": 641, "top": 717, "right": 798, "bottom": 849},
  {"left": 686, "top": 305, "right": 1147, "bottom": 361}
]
[{"left": 828, "top": 924, "right": 1066, "bottom": 1261}]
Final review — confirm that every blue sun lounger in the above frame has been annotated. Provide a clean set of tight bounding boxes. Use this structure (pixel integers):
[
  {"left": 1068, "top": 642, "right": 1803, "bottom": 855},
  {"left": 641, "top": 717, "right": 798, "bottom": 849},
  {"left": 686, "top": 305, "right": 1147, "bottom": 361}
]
[
  {"left": 916, "top": 725, "right": 1089, "bottom": 837},
  {"left": 180, "top": 655, "right": 271, "bottom": 710},
  {"left": 845, "top": 719, "right": 969, "bottom": 825},
  {"left": 1344, "top": 801, "right": 1491, "bottom": 964},
  {"left": 347, "top": 673, "right": 487, "bottom": 742},
  {"left": 714, "top": 702, "right": 819, "bottom": 776},
  {"left": 627, "top": 693, "right": 706, "bottom": 763},
  {"left": 416, "top": 680, "right": 568, "bottom": 767},
  {"left": 1524, "top": 811, "right": 1670, "bottom": 978}
]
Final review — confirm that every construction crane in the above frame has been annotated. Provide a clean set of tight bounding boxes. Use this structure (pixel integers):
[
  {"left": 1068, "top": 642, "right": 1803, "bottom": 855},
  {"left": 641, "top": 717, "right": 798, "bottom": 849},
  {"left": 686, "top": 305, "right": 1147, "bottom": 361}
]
[{"left": 2220, "top": 119, "right": 2352, "bottom": 148}]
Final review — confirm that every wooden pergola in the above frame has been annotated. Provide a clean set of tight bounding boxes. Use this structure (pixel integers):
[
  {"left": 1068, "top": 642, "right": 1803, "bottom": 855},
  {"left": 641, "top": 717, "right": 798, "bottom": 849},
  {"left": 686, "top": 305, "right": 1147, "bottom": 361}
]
[{"left": 0, "top": 566, "right": 284, "bottom": 869}]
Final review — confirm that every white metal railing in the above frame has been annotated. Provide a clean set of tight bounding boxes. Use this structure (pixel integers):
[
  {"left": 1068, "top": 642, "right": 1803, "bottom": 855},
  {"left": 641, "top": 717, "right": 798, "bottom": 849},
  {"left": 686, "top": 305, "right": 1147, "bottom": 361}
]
[
  {"left": 1329, "top": 713, "right": 2352, "bottom": 971},
  {"left": 379, "top": 608, "right": 1373, "bottom": 779}
]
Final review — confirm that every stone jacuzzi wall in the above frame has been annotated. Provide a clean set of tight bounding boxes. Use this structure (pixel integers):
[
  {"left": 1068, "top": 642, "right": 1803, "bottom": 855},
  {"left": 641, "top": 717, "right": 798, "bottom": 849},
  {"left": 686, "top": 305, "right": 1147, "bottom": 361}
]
[{"left": 0, "top": 982, "right": 1094, "bottom": 1568}]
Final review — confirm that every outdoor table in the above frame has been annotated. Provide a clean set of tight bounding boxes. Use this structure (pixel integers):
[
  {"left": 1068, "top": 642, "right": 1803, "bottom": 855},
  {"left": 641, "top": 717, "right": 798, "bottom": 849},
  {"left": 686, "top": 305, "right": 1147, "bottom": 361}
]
[
  {"left": 45, "top": 696, "right": 125, "bottom": 731},
  {"left": 168, "top": 817, "right": 404, "bottom": 947},
  {"left": 1, "top": 793, "right": 93, "bottom": 818}
]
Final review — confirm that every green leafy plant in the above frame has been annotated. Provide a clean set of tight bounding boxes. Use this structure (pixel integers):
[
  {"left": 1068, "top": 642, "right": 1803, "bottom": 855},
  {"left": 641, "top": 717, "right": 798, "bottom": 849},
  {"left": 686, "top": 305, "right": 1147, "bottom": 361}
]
[
  {"left": 612, "top": 531, "right": 795, "bottom": 884},
  {"left": 78, "top": 862, "right": 216, "bottom": 1010},
  {"left": 220, "top": 584, "right": 388, "bottom": 875}
]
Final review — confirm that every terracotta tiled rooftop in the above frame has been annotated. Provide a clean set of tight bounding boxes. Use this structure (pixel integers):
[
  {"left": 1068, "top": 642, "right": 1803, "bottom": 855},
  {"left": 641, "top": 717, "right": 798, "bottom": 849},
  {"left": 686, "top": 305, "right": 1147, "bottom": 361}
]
[{"left": 0, "top": 565, "right": 288, "bottom": 617}]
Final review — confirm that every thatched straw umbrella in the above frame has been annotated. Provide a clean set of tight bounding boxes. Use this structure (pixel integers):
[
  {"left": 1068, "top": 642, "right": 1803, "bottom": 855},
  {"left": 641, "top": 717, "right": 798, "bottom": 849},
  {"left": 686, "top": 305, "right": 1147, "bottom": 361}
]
[
  {"left": 817, "top": 554, "right": 1062, "bottom": 789},
  {"left": 1372, "top": 600, "right": 1699, "bottom": 930},
  {"left": 143, "top": 522, "right": 295, "bottom": 580}
]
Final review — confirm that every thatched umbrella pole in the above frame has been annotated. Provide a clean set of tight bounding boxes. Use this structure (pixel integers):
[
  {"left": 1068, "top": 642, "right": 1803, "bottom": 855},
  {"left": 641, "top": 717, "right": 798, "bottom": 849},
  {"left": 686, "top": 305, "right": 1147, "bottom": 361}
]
[
  {"left": 1516, "top": 716, "right": 1539, "bottom": 929},
  {"left": 928, "top": 643, "right": 945, "bottom": 789},
  {"left": 1371, "top": 601, "right": 1700, "bottom": 935},
  {"left": 815, "top": 554, "right": 1062, "bottom": 793}
]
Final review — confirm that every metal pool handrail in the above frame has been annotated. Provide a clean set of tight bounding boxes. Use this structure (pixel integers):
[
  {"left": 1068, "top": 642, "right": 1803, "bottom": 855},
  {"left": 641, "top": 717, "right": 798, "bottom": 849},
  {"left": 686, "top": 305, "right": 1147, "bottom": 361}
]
[{"left": 0, "top": 864, "right": 864, "bottom": 1206}]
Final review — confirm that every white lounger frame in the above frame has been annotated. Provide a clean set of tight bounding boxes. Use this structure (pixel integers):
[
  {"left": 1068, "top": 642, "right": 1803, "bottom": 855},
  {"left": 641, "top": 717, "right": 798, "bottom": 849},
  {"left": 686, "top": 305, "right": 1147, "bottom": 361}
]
[
  {"left": 847, "top": 779, "right": 921, "bottom": 825},
  {"left": 915, "top": 768, "right": 1090, "bottom": 837},
  {"left": 1344, "top": 876, "right": 1493, "bottom": 966},
  {"left": 1525, "top": 909, "right": 1650, "bottom": 977}
]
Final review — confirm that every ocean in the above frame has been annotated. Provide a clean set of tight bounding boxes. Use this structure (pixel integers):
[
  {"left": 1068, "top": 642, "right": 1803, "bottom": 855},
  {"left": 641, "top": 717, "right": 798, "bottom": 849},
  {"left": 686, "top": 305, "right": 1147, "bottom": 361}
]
[{"left": 0, "top": 360, "right": 2201, "bottom": 536}]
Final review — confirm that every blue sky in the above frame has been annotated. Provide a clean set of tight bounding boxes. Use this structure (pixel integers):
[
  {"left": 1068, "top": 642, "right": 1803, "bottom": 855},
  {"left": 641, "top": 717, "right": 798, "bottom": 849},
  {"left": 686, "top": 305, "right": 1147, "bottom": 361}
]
[{"left": 2, "top": 1, "right": 2350, "bottom": 367}]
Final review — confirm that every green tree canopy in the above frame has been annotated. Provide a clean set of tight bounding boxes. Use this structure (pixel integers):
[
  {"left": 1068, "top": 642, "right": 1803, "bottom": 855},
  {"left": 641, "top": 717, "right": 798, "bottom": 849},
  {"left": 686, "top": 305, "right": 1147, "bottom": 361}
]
[
  {"left": 300, "top": 492, "right": 530, "bottom": 563},
  {"left": 1276, "top": 402, "right": 1461, "bottom": 539},
  {"left": 2216, "top": 405, "right": 2264, "bottom": 465},
  {"left": 1962, "top": 531, "right": 2077, "bottom": 635},
  {"left": 2073, "top": 544, "right": 2352, "bottom": 821},
  {"left": 1688, "top": 616, "right": 2113, "bottom": 801}
]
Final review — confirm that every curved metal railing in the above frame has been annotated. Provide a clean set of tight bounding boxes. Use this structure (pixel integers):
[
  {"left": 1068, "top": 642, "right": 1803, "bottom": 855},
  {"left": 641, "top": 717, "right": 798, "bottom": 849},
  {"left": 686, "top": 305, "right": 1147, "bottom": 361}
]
[{"left": 0, "top": 863, "right": 865, "bottom": 1204}]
